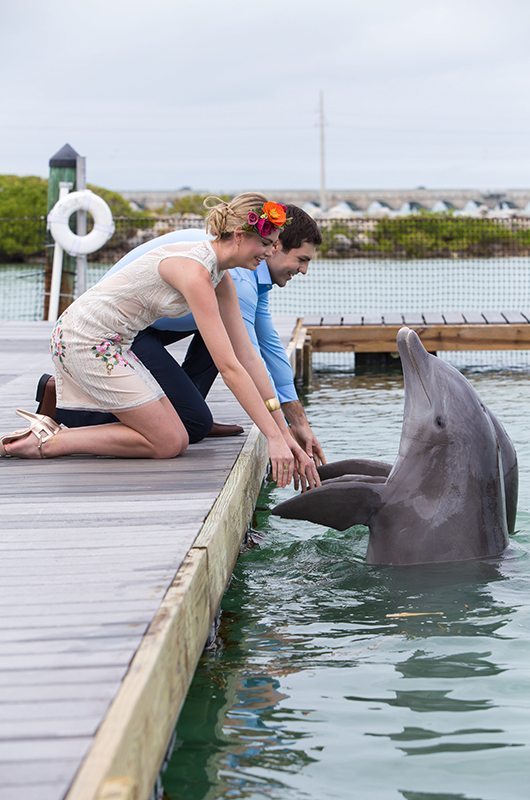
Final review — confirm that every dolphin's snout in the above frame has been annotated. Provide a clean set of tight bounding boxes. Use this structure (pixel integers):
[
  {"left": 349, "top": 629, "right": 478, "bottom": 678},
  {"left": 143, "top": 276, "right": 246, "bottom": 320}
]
[
  {"left": 397, "top": 326, "right": 429, "bottom": 364},
  {"left": 397, "top": 326, "right": 432, "bottom": 405},
  {"left": 397, "top": 326, "right": 412, "bottom": 344}
]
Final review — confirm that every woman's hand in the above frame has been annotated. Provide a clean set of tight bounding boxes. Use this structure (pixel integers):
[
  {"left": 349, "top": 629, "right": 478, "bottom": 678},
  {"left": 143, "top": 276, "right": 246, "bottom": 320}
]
[
  {"left": 282, "top": 430, "right": 321, "bottom": 492},
  {"left": 268, "top": 435, "right": 295, "bottom": 489}
]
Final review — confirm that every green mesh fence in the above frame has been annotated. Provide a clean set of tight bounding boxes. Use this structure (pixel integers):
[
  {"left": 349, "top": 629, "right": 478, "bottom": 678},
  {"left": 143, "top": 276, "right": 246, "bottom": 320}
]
[{"left": 1, "top": 216, "right": 530, "bottom": 369}]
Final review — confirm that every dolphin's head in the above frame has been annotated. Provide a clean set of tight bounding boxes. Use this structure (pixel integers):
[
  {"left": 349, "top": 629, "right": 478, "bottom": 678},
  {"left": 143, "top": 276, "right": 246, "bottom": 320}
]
[{"left": 396, "top": 327, "right": 494, "bottom": 462}]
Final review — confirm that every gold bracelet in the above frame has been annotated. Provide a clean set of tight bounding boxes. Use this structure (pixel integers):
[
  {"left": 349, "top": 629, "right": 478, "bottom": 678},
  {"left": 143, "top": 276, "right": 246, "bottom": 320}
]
[{"left": 264, "top": 397, "right": 281, "bottom": 413}]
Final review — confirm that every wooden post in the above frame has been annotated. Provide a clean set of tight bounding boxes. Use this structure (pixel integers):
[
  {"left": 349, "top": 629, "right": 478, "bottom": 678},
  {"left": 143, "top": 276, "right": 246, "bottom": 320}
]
[
  {"left": 303, "top": 332, "right": 313, "bottom": 385},
  {"left": 44, "top": 143, "right": 80, "bottom": 318}
]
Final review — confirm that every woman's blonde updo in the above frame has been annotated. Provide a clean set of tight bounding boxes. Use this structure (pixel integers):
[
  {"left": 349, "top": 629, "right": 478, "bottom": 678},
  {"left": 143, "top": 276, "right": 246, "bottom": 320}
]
[{"left": 204, "top": 192, "right": 268, "bottom": 238}]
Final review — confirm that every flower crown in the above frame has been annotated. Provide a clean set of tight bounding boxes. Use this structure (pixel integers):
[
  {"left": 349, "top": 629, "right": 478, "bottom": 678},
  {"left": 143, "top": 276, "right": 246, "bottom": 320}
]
[{"left": 242, "top": 201, "right": 290, "bottom": 237}]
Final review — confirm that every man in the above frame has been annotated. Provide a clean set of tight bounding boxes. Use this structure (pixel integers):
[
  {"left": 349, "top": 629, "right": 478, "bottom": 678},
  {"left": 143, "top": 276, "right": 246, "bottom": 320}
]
[{"left": 37, "top": 205, "right": 325, "bottom": 462}]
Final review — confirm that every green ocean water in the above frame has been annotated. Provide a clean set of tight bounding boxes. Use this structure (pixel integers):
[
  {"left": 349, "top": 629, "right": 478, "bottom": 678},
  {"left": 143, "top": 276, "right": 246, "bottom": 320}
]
[{"left": 163, "top": 366, "right": 530, "bottom": 800}]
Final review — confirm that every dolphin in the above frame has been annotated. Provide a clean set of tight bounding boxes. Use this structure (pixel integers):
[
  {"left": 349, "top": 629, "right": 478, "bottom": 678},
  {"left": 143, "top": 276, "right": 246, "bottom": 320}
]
[{"left": 273, "top": 327, "right": 518, "bottom": 565}]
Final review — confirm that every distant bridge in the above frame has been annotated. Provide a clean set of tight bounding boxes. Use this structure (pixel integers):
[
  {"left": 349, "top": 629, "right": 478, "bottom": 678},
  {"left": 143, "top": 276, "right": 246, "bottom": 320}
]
[{"left": 120, "top": 187, "right": 530, "bottom": 214}]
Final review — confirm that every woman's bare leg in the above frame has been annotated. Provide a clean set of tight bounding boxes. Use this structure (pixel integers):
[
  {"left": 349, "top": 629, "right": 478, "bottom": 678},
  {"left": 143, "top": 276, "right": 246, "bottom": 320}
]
[{"left": 5, "top": 397, "right": 189, "bottom": 459}]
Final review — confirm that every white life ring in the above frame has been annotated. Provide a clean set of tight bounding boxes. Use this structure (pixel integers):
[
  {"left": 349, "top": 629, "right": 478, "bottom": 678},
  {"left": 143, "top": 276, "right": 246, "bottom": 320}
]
[{"left": 47, "top": 189, "right": 115, "bottom": 256}]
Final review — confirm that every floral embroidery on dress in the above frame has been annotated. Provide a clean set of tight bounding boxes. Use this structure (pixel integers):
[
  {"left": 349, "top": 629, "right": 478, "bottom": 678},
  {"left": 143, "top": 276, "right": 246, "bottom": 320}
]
[
  {"left": 92, "top": 333, "right": 135, "bottom": 374},
  {"left": 51, "top": 317, "right": 73, "bottom": 376}
]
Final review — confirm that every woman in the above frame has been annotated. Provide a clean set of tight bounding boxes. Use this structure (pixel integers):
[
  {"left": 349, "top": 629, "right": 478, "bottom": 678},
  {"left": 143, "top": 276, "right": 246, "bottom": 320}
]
[{"left": 0, "top": 193, "right": 320, "bottom": 490}]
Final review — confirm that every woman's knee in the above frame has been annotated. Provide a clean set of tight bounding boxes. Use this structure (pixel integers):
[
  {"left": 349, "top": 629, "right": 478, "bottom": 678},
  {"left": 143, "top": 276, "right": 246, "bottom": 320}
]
[{"left": 151, "top": 430, "right": 189, "bottom": 459}]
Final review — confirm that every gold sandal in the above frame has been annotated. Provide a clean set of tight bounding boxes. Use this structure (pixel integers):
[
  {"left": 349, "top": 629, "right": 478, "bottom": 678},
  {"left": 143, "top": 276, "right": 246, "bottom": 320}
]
[
  {"left": 0, "top": 410, "right": 62, "bottom": 458},
  {"left": 0, "top": 428, "right": 32, "bottom": 457}
]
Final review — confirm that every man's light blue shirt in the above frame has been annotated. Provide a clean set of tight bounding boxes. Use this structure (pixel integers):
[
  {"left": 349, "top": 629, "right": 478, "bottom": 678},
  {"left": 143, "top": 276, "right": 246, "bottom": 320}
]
[{"left": 104, "top": 229, "right": 298, "bottom": 403}]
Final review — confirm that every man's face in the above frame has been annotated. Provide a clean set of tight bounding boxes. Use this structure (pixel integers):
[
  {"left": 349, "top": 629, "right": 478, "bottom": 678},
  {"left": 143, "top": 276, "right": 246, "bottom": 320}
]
[{"left": 266, "top": 241, "right": 316, "bottom": 287}]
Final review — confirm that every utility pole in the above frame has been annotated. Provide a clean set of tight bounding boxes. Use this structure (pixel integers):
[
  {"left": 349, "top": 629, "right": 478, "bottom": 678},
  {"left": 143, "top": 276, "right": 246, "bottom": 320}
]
[{"left": 319, "top": 91, "right": 327, "bottom": 213}]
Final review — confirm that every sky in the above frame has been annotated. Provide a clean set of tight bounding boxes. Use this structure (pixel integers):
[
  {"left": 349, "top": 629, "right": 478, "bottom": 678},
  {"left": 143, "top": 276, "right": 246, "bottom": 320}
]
[{"left": 2, "top": 0, "right": 530, "bottom": 192}]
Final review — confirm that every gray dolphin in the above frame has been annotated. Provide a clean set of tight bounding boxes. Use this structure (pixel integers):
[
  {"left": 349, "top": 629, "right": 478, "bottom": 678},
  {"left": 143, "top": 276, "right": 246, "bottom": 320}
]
[{"left": 273, "top": 327, "right": 518, "bottom": 565}]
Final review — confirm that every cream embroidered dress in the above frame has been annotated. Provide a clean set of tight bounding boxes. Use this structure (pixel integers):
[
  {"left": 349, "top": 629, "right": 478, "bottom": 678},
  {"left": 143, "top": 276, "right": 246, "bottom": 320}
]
[{"left": 50, "top": 241, "right": 223, "bottom": 412}]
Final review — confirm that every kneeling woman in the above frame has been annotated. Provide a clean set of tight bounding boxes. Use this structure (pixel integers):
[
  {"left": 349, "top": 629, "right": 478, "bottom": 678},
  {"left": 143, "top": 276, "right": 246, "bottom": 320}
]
[{"left": 1, "top": 193, "right": 319, "bottom": 490}]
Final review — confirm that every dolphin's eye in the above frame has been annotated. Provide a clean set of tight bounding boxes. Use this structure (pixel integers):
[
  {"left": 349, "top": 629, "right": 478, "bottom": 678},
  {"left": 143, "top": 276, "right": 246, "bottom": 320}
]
[{"left": 435, "top": 416, "right": 445, "bottom": 428}]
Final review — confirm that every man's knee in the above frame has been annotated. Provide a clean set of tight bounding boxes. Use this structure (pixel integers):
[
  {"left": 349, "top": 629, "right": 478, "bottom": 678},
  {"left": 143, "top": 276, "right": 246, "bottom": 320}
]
[{"left": 185, "top": 404, "right": 213, "bottom": 444}]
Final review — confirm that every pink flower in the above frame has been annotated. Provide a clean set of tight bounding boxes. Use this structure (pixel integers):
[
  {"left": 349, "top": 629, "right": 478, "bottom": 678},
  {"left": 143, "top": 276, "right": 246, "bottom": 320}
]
[
  {"left": 96, "top": 342, "right": 109, "bottom": 353},
  {"left": 257, "top": 218, "right": 273, "bottom": 237},
  {"left": 247, "top": 211, "right": 259, "bottom": 226}
]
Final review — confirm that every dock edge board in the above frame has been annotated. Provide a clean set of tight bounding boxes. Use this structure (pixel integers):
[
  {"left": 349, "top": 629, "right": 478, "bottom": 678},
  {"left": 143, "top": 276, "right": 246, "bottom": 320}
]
[{"left": 64, "top": 426, "right": 269, "bottom": 800}]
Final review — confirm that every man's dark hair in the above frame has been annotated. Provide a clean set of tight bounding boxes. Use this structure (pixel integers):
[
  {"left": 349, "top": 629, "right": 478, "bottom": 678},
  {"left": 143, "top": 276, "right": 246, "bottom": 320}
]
[{"left": 279, "top": 204, "right": 322, "bottom": 252}]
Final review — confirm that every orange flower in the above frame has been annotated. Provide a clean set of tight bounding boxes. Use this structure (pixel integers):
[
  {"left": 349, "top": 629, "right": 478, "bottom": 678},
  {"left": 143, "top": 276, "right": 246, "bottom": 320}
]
[{"left": 263, "top": 201, "right": 287, "bottom": 228}]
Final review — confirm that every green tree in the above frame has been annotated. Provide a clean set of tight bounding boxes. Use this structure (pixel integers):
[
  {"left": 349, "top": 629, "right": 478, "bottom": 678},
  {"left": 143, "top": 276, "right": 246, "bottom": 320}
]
[
  {"left": 0, "top": 175, "right": 146, "bottom": 261},
  {"left": 86, "top": 182, "right": 149, "bottom": 255},
  {"left": 87, "top": 183, "right": 143, "bottom": 218},
  {"left": 166, "top": 193, "right": 231, "bottom": 216},
  {"left": 0, "top": 175, "right": 48, "bottom": 260}
]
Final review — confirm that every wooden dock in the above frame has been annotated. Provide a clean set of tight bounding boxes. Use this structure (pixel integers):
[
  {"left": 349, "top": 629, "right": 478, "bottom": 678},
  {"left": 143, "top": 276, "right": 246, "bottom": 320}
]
[
  {"left": 0, "top": 318, "right": 296, "bottom": 800},
  {"left": 302, "top": 310, "right": 530, "bottom": 352}
]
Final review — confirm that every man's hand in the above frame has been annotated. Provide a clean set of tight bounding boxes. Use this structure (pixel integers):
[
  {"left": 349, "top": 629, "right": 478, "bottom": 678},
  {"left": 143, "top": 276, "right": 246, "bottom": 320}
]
[
  {"left": 289, "top": 420, "right": 326, "bottom": 467},
  {"left": 281, "top": 400, "right": 327, "bottom": 467}
]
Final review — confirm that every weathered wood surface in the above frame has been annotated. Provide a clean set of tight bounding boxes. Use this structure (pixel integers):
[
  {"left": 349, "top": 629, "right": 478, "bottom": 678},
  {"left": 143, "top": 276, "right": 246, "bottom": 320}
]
[
  {"left": 304, "top": 312, "right": 530, "bottom": 352},
  {"left": 0, "top": 318, "right": 295, "bottom": 800},
  {"left": 309, "top": 311, "right": 530, "bottom": 327}
]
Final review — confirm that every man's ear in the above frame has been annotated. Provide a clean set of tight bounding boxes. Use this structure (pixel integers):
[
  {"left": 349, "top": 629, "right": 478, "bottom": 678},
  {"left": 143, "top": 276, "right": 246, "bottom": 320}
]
[{"left": 272, "top": 239, "right": 282, "bottom": 252}]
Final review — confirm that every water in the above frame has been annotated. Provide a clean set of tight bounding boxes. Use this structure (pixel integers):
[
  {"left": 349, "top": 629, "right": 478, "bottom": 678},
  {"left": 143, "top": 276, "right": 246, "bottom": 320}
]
[
  {"left": 163, "top": 366, "right": 530, "bottom": 800},
  {"left": 3, "top": 260, "right": 530, "bottom": 798},
  {"left": 0, "top": 263, "right": 109, "bottom": 321}
]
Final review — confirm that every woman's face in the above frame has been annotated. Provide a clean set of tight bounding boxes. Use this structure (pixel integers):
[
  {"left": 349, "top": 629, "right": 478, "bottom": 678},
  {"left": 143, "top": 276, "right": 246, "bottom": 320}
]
[{"left": 237, "top": 229, "right": 281, "bottom": 270}]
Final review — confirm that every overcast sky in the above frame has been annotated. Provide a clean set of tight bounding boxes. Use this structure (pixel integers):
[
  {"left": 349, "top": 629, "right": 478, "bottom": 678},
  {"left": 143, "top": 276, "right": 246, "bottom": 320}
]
[{"left": 2, "top": 0, "right": 530, "bottom": 192}]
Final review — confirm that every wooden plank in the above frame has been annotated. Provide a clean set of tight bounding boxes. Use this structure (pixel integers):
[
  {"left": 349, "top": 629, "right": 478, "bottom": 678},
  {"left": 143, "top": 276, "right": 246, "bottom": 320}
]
[
  {"left": 65, "top": 548, "right": 210, "bottom": 800},
  {"left": 442, "top": 312, "right": 465, "bottom": 324},
  {"left": 308, "top": 324, "right": 530, "bottom": 352},
  {"left": 1, "top": 701, "right": 110, "bottom": 722},
  {"left": 362, "top": 313, "right": 384, "bottom": 325},
  {"left": 320, "top": 314, "right": 342, "bottom": 326},
  {"left": 0, "top": 718, "right": 101, "bottom": 740},
  {"left": 0, "top": 685, "right": 119, "bottom": 703},
  {"left": 341, "top": 314, "right": 363, "bottom": 325},
  {"left": 0, "top": 760, "right": 79, "bottom": 786},
  {"left": 0, "top": 667, "right": 124, "bottom": 687},
  {"left": 402, "top": 312, "right": 424, "bottom": 325},
  {"left": 0, "top": 738, "right": 91, "bottom": 761},
  {"left": 302, "top": 333, "right": 312, "bottom": 384},
  {"left": 0, "top": 623, "right": 148, "bottom": 643},
  {"left": 0, "top": 610, "right": 153, "bottom": 628},
  {"left": 422, "top": 312, "right": 445, "bottom": 324},
  {"left": 482, "top": 310, "right": 508, "bottom": 324},
  {"left": 294, "top": 322, "right": 306, "bottom": 381},
  {"left": 462, "top": 310, "right": 486, "bottom": 324},
  {"left": 193, "top": 425, "right": 268, "bottom": 617},
  {"left": 0, "top": 784, "right": 72, "bottom": 800},
  {"left": 501, "top": 310, "right": 529, "bottom": 324},
  {"left": 382, "top": 313, "right": 403, "bottom": 325}
]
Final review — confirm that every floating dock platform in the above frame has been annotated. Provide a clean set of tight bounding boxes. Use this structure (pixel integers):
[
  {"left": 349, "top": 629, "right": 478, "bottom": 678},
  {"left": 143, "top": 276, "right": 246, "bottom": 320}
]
[{"left": 292, "top": 310, "right": 530, "bottom": 381}]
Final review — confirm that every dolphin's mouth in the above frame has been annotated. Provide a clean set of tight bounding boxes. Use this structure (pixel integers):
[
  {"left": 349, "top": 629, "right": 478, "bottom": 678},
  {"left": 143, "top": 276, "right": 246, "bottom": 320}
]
[{"left": 398, "top": 327, "right": 432, "bottom": 407}]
